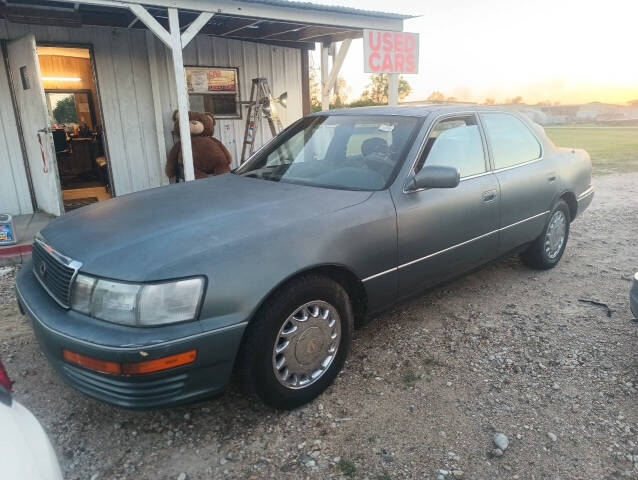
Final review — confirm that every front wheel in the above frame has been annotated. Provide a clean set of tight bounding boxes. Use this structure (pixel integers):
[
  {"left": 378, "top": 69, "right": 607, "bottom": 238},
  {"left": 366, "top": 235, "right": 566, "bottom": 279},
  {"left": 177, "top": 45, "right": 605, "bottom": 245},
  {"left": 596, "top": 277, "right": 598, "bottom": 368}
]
[
  {"left": 520, "top": 199, "right": 570, "bottom": 270},
  {"left": 235, "top": 274, "right": 353, "bottom": 409}
]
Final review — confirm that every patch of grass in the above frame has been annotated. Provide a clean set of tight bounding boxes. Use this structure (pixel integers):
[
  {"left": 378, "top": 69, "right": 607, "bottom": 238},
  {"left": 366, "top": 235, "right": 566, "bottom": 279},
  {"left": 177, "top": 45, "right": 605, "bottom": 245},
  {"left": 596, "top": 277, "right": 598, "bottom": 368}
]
[
  {"left": 544, "top": 126, "right": 638, "bottom": 174},
  {"left": 401, "top": 368, "right": 419, "bottom": 386},
  {"left": 338, "top": 458, "right": 357, "bottom": 478},
  {"left": 376, "top": 471, "right": 392, "bottom": 480}
]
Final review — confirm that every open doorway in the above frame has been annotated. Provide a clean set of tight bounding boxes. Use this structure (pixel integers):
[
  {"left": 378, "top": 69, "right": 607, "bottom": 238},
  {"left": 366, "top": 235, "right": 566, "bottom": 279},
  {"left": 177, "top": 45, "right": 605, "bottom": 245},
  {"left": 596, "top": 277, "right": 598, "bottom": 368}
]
[{"left": 37, "top": 46, "right": 112, "bottom": 211}]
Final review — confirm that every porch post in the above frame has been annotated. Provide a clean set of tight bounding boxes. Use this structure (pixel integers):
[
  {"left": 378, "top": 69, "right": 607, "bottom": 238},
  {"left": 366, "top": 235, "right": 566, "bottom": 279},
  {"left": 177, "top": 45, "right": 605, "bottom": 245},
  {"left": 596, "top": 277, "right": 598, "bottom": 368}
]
[
  {"left": 320, "top": 40, "right": 351, "bottom": 112},
  {"left": 320, "top": 43, "right": 330, "bottom": 111},
  {"left": 167, "top": 8, "right": 195, "bottom": 181},
  {"left": 388, "top": 73, "right": 399, "bottom": 106},
  {"left": 128, "top": 4, "right": 213, "bottom": 182}
]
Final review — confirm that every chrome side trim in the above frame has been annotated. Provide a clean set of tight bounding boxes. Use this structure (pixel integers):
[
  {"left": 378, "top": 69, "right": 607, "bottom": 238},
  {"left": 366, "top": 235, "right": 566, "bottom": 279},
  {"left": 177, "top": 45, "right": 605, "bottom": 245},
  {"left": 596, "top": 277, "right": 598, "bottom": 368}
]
[
  {"left": 498, "top": 210, "right": 549, "bottom": 231},
  {"left": 397, "top": 229, "right": 498, "bottom": 270},
  {"left": 15, "top": 283, "right": 248, "bottom": 352},
  {"left": 577, "top": 186, "right": 594, "bottom": 201},
  {"left": 492, "top": 156, "right": 543, "bottom": 174},
  {"left": 362, "top": 210, "right": 550, "bottom": 282},
  {"left": 361, "top": 267, "right": 398, "bottom": 283}
]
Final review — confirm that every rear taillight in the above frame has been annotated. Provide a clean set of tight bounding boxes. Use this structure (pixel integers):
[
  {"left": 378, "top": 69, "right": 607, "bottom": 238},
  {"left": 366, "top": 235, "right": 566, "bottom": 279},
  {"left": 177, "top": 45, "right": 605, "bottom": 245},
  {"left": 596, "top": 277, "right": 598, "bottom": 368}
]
[{"left": 0, "top": 358, "right": 12, "bottom": 406}]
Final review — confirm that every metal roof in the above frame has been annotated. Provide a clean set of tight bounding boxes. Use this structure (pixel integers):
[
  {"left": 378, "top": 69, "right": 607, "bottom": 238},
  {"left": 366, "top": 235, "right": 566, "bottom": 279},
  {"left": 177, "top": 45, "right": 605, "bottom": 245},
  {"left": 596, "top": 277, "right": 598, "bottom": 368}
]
[
  {"left": 1, "top": 0, "right": 415, "bottom": 49},
  {"left": 236, "top": 0, "right": 416, "bottom": 20}
]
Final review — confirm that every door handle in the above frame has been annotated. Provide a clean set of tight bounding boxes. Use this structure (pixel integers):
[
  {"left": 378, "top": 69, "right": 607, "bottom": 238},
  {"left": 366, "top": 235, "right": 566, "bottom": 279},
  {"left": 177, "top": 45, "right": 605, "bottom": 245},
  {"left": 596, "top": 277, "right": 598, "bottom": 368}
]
[{"left": 482, "top": 190, "right": 497, "bottom": 203}]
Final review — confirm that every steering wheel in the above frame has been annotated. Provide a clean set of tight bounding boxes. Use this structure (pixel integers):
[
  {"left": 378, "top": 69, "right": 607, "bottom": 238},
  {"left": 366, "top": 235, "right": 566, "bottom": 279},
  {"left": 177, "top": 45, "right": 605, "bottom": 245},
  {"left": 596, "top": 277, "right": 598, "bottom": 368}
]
[{"left": 361, "top": 155, "right": 395, "bottom": 178}]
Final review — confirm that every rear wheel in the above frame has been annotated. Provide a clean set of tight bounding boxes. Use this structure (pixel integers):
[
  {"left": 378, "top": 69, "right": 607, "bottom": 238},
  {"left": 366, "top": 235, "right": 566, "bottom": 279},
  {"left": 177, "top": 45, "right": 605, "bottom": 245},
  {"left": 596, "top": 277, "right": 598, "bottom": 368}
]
[
  {"left": 520, "top": 199, "right": 570, "bottom": 270},
  {"left": 236, "top": 274, "right": 353, "bottom": 409}
]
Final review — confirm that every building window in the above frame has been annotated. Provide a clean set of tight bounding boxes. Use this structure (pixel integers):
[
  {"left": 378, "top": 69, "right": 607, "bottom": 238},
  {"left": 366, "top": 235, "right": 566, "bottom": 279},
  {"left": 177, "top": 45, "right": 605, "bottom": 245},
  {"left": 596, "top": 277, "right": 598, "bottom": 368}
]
[{"left": 186, "top": 66, "right": 241, "bottom": 118}]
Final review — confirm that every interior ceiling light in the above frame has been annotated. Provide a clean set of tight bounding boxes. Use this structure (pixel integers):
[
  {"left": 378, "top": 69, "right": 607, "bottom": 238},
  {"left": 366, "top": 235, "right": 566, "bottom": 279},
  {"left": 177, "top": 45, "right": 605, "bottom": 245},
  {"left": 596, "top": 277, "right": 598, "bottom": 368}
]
[{"left": 42, "top": 77, "right": 82, "bottom": 82}]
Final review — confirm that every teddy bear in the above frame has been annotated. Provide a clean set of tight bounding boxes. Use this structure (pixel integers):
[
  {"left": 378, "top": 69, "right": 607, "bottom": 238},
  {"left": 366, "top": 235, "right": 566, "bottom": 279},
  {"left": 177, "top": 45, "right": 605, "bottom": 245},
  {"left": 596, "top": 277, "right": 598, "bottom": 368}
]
[{"left": 165, "top": 110, "right": 232, "bottom": 180}]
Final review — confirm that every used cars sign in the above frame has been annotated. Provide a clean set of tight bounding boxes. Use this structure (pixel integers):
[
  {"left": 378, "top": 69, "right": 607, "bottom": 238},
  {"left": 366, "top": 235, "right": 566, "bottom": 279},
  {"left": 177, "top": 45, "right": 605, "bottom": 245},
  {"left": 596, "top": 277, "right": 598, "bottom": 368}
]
[{"left": 363, "top": 29, "right": 419, "bottom": 74}]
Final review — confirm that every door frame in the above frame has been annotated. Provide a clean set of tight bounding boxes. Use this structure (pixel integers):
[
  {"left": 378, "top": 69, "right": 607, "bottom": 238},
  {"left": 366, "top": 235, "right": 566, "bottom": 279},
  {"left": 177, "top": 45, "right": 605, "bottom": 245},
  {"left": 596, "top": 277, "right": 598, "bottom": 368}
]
[
  {"left": 11, "top": 40, "right": 117, "bottom": 209},
  {"left": 37, "top": 41, "right": 116, "bottom": 199}
]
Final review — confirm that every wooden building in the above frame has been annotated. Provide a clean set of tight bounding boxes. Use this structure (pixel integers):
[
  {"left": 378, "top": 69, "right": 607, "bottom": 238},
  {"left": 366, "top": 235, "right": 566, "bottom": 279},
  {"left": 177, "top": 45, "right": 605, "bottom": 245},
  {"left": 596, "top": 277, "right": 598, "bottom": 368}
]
[{"left": 0, "top": 0, "right": 411, "bottom": 216}]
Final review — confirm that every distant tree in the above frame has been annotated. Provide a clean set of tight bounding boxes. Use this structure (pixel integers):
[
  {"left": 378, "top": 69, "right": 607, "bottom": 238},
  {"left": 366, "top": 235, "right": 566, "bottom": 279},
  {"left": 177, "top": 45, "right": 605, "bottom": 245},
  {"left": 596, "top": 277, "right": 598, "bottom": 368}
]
[
  {"left": 628, "top": 99, "right": 638, "bottom": 107},
  {"left": 445, "top": 96, "right": 458, "bottom": 102},
  {"left": 332, "top": 76, "right": 351, "bottom": 108},
  {"left": 359, "top": 74, "right": 411, "bottom": 104},
  {"left": 535, "top": 100, "right": 552, "bottom": 106},
  {"left": 309, "top": 66, "right": 321, "bottom": 112},
  {"left": 347, "top": 98, "right": 381, "bottom": 108},
  {"left": 426, "top": 91, "right": 446, "bottom": 102},
  {"left": 505, "top": 96, "right": 524, "bottom": 104},
  {"left": 53, "top": 96, "right": 78, "bottom": 124},
  {"left": 483, "top": 98, "right": 496, "bottom": 105}
]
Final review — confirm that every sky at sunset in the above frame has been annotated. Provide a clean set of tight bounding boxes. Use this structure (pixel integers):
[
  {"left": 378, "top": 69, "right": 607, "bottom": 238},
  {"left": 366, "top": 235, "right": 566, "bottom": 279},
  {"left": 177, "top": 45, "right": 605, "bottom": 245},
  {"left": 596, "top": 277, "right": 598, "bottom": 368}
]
[{"left": 308, "top": 0, "right": 638, "bottom": 105}]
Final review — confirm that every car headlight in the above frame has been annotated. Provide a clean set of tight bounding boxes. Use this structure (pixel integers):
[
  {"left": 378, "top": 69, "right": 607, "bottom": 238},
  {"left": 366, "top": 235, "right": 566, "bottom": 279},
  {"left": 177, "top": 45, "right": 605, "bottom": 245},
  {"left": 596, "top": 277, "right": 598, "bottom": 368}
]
[{"left": 70, "top": 274, "right": 205, "bottom": 326}]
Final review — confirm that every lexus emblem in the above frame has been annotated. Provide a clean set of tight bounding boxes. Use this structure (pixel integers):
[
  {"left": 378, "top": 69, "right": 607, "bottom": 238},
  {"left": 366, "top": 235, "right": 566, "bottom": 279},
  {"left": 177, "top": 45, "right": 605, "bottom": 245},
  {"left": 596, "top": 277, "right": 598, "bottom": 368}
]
[
  {"left": 38, "top": 261, "right": 47, "bottom": 278},
  {"left": 306, "top": 339, "right": 318, "bottom": 354}
]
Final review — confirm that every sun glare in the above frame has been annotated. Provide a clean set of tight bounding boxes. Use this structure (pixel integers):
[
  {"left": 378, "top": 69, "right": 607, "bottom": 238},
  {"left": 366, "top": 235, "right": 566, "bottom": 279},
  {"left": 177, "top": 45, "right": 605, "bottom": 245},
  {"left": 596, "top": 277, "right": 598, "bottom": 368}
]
[{"left": 312, "top": 0, "right": 638, "bottom": 104}]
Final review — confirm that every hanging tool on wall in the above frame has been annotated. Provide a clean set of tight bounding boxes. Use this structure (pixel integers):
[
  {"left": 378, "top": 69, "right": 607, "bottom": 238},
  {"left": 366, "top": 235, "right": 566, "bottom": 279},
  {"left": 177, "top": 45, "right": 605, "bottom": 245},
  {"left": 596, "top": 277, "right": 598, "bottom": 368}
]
[{"left": 240, "top": 77, "right": 287, "bottom": 165}]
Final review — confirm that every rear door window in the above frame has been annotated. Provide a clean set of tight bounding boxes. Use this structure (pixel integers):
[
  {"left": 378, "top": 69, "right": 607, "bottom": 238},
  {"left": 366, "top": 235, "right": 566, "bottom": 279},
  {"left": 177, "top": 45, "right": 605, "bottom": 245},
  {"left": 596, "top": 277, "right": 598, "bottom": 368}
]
[{"left": 481, "top": 113, "right": 542, "bottom": 169}]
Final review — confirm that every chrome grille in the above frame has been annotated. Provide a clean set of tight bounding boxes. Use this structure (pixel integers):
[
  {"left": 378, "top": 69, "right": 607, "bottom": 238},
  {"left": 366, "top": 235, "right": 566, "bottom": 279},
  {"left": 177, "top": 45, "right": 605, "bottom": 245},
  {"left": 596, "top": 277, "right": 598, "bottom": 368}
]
[{"left": 32, "top": 237, "right": 82, "bottom": 308}]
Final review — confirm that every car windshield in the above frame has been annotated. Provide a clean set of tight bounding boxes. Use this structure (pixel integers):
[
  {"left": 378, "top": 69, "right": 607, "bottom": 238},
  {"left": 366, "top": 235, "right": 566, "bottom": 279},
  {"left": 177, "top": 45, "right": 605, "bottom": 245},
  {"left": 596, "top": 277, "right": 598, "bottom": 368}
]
[{"left": 235, "top": 115, "right": 421, "bottom": 191}]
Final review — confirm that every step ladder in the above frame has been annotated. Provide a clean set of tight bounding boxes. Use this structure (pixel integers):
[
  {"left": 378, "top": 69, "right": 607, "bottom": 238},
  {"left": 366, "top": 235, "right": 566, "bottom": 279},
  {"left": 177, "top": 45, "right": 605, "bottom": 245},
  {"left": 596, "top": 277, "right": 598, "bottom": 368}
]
[{"left": 240, "top": 77, "right": 284, "bottom": 165}]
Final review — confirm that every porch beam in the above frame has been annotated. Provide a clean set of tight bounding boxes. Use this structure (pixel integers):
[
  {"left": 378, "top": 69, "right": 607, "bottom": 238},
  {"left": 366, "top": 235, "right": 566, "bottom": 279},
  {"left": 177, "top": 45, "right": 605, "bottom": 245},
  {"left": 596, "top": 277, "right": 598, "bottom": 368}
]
[
  {"left": 320, "top": 39, "right": 351, "bottom": 111},
  {"left": 128, "top": 4, "right": 171, "bottom": 47},
  {"left": 322, "top": 39, "right": 351, "bottom": 98},
  {"left": 181, "top": 11, "right": 214, "bottom": 48}
]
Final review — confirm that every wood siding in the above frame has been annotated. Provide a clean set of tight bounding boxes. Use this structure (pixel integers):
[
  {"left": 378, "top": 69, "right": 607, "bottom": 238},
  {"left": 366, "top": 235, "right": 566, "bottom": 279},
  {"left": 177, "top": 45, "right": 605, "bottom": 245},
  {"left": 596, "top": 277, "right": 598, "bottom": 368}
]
[
  {"left": 154, "top": 34, "right": 303, "bottom": 172},
  {"left": 0, "top": 20, "right": 303, "bottom": 214}
]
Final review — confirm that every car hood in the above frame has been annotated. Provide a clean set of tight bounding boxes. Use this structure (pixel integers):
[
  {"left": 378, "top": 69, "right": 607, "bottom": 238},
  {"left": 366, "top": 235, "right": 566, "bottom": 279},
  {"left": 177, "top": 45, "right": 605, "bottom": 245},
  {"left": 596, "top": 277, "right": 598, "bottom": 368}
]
[{"left": 40, "top": 174, "right": 372, "bottom": 281}]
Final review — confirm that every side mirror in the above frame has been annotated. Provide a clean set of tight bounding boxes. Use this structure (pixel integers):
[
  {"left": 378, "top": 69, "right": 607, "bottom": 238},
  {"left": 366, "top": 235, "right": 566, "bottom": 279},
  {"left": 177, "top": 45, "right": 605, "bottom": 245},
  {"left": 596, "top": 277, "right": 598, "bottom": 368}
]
[{"left": 409, "top": 165, "right": 461, "bottom": 190}]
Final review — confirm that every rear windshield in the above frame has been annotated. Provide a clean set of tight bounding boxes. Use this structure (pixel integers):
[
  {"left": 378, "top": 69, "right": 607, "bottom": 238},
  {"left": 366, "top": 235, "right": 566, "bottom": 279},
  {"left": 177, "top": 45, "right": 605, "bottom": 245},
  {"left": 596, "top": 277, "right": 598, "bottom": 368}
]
[{"left": 235, "top": 115, "right": 421, "bottom": 191}]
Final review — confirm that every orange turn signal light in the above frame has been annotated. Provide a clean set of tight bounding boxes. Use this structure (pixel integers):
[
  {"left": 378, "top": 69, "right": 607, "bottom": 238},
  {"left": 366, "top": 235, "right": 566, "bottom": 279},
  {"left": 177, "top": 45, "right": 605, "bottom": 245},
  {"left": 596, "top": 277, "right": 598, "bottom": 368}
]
[
  {"left": 62, "top": 349, "right": 197, "bottom": 376},
  {"left": 62, "top": 349, "right": 121, "bottom": 375}
]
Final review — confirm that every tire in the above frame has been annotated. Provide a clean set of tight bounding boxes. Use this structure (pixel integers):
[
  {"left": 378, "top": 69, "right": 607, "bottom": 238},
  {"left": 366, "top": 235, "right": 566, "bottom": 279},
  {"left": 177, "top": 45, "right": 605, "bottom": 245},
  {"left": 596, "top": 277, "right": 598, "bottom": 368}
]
[
  {"left": 235, "top": 274, "right": 353, "bottom": 410},
  {"left": 520, "top": 199, "right": 570, "bottom": 270}
]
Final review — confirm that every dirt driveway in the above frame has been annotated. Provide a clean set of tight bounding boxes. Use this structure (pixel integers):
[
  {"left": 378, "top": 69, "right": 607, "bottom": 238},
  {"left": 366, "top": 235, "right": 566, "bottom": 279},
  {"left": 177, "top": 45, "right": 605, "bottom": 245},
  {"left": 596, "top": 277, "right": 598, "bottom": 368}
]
[{"left": 1, "top": 172, "right": 637, "bottom": 480}]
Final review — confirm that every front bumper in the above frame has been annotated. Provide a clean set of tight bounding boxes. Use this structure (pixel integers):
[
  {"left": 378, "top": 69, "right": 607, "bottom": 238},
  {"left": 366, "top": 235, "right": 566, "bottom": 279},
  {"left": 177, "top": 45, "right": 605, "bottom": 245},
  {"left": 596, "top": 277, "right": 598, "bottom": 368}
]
[
  {"left": 15, "top": 265, "right": 247, "bottom": 409},
  {"left": 631, "top": 273, "right": 638, "bottom": 319}
]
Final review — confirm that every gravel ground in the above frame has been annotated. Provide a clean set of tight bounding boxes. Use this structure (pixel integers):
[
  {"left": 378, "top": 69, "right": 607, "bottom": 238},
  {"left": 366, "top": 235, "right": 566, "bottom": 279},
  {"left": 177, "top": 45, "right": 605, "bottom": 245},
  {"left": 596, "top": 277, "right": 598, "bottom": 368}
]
[{"left": 1, "top": 172, "right": 637, "bottom": 480}]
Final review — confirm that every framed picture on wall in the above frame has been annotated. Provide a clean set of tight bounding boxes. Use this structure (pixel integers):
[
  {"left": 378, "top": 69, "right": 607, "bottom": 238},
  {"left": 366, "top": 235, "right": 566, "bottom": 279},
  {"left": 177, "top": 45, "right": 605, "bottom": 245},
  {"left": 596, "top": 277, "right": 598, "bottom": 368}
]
[{"left": 185, "top": 66, "right": 241, "bottom": 119}]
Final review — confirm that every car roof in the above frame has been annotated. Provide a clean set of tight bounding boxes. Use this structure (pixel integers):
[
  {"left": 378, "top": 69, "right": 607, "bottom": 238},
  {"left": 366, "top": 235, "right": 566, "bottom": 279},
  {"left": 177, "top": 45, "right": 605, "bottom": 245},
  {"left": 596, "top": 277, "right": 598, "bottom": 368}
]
[{"left": 310, "top": 105, "right": 520, "bottom": 118}]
